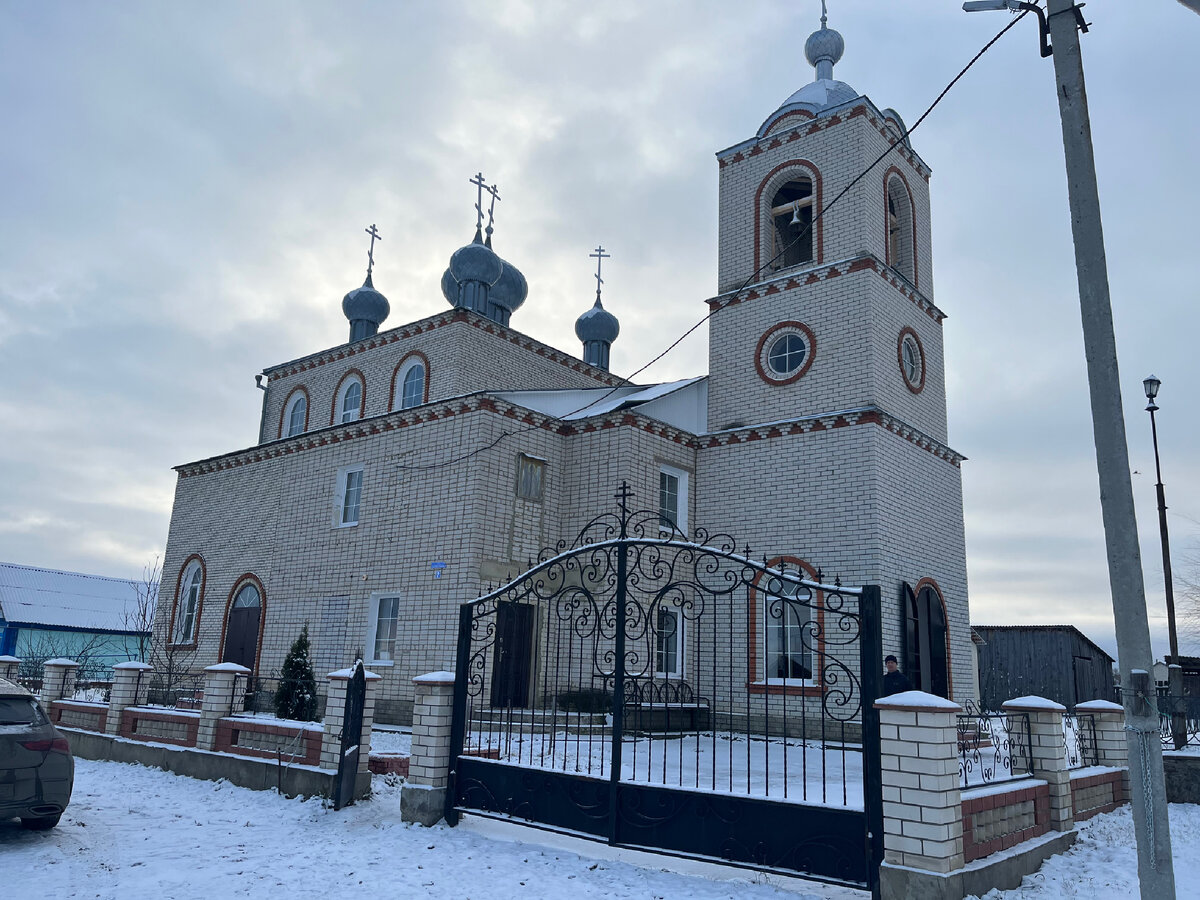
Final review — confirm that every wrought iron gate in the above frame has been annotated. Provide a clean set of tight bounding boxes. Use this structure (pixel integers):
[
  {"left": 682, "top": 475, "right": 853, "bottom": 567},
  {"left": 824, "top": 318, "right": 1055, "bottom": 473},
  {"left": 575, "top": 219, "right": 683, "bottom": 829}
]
[
  {"left": 446, "top": 486, "right": 883, "bottom": 889},
  {"left": 333, "top": 661, "right": 366, "bottom": 810}
]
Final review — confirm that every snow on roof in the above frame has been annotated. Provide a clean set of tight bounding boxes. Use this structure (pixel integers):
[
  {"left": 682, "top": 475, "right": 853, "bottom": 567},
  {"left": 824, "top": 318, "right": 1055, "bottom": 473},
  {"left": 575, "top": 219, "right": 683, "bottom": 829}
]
[
  {"left": 493, "top": 377, "right": 706, "bottom": 432},
  {"left": 0, "top": 562, "right": 146, "bottom": 633}
]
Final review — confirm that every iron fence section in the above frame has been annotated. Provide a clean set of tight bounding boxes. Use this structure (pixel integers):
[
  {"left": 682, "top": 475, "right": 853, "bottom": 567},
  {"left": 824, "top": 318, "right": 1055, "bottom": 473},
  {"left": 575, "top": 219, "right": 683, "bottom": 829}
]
[
  {"left": 1157, "top": 691, "right": 1200, "bottom": 749},
  {"left": 957, "top": 703, "right": 1033, "bottom": 788},
  {"left": 235, "top": 674, "right": 327, "bottom": 721},
  {"left": 144, "top": 672, "right": 206, "bottom": 710},
  {"left": 1062, "top": 710, "right": 1099, "bottom": 769}
]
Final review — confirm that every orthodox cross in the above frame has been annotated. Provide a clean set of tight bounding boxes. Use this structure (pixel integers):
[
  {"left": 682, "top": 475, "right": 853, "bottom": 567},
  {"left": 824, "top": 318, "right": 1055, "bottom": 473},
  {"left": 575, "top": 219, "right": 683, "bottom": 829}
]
[
  {"left": 364, "top": 223, "right": 382, "bottom": 278},
  {"left": 590, "top": 245, "right": 611, "bottom": 300},
  {"left": 469, "top": 172, "right": 487, "bottom": 235},
  {"left": 821, "top": 0, "right": 828, "bottom": 27},
  {"left": 484, "top": 182, "right": 501, "bottom": 245}
]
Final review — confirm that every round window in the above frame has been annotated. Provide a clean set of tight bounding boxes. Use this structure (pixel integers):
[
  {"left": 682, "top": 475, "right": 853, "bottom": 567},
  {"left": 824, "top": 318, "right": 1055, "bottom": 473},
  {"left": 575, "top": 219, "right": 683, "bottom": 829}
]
[
  {"left": 898, "top": 328, "right": 926, "bottom": 393},
  {"left": 755, "top": 321, "right": 817, "bottom": 385}
]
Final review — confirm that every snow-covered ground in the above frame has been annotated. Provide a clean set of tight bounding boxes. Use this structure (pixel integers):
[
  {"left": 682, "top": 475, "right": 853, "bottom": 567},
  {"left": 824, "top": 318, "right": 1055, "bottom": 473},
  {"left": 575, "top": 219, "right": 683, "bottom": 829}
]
[{"left": 4, "top": 758, "right": 1198, "bottom": 899}]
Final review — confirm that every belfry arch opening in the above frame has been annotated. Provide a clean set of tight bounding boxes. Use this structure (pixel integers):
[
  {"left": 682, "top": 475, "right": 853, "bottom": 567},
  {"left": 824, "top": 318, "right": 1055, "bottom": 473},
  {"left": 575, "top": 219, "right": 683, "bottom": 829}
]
[
  {"left": 886, "top": 173, "right": 915, "bottom": 285},
  {"left": 768, "top": 178, "right": 814, "bottom": 271}
]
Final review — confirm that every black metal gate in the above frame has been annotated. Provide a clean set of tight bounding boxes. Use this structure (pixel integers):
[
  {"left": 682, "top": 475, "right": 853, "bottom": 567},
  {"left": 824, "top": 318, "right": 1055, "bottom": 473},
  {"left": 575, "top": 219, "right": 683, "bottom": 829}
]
[
  {"left": 446, "top": 485, "right": 883, "bottom": 890},
  {"left": 333, "top": 661, "right": 366, "bottom": 810}
]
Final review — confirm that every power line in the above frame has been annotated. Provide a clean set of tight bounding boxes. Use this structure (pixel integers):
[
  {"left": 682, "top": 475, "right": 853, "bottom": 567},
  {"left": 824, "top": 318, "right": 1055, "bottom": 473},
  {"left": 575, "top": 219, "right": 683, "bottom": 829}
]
[{"left": 396, "top": 10, "right": 1028, "bottom": 473}]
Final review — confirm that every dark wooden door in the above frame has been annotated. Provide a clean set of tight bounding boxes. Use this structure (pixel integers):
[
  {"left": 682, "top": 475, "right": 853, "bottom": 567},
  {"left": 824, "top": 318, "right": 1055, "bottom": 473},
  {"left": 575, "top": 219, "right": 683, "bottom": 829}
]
[
  {"left": 903, "top": 583, "right": 949, "bottom": 698},
  {"left": 490, "top": 601, "right": 534, "bottom": 708},
  {"left": 223, "top": 584, "right": 261, "bottom": 670}
]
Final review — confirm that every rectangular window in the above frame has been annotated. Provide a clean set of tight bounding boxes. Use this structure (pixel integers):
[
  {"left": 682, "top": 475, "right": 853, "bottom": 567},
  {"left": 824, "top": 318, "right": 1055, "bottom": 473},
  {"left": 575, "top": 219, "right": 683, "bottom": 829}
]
[
  {"left": 655, "top": 607, "right": 682, "bottom": 677},
  {"left": 766, "top": 591, "right": 813, "bottom": 681},
  {"left": 335, "top": 465, "right": 364, "bottom": 527},
  {"left": 516, "top": 454, "right": 545, "bottom": 502},
  {"left": 372, "top": 596, "right": 400, "bottom": 662},
  {"left": 658, "top": 465, "right": 688, "bottom": 534}
]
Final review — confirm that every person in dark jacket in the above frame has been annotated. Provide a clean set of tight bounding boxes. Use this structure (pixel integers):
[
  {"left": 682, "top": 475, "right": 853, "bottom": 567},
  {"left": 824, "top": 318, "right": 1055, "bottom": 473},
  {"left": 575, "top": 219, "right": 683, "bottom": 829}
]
[{"left": 882, "top": 654, "right": 911, "bottom": 696}]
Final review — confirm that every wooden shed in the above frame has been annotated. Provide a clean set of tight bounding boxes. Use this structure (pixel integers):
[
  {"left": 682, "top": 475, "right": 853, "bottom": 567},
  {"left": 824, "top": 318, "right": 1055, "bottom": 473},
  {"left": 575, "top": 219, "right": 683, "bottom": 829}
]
[{"left": 973, "top": 625, "right": 1117, "bottom": 711}]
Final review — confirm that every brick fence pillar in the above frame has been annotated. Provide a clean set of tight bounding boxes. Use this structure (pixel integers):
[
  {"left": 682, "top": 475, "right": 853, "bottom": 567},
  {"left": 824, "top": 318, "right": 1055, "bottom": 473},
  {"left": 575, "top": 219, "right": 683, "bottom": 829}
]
[
  {"left": 40, "top": 659, "right": 79, "bottom": 706},
  {"left": 401, "top": 671, "right": 456, "bottom": 826},
  {"left": 1002, "top": 696, "right": 1072, "bottom": 832},
  {"left": 0, "top": 655, "right": 20, "bottom": 681},
  {"left": 320, "top": 665, "right": 381, "bottom": 775},
  {"left": 1075, "top": 699, "right": 1127, "bottom": 767},
  {"left": 105, "top": 661, "right": 153, "bottom": 735},
  {"left": 197, "top": 662, "right": 251, "bottom": 750},
  {"left": 875, "top": 692, "right": 964, "bottom": 900}
]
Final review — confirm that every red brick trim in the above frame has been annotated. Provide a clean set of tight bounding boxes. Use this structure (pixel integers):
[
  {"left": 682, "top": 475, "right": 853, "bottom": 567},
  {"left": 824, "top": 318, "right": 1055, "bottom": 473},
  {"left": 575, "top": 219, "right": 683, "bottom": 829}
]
[
  {"left": 120, "top": 707, "right": 200, "bottom": 747},
  {"left": 388, "top": 350, "right": 431, "bottom": 411},
  {"left": 914, "top": 577, "right": 954, "bottom": 698},
  {"left": 747, "top": 557, "right": 825, "bottom": 696},
  {"left": 1071, "top": 769, "right": 1128, "bottom": 821},
  {"left": 49, "top": 699, "right": 108, "bottom": 732},
  {"left": 213, "top": 717, "right": 322, "bottom": 766},
  {"left": 753, "top": 159, "right": 825, "bottom": 278},
  {"left": 883, "top": 166, "right": 919, "bottom": 290},
  {"left": 897, "top": 326, "right": 927, "bottom": 395},
  {"left": 762, "top": 108, "right": 816, "bottom": 135},
  {"left": 167, "top": 554, "right": 206, "bottom": 651},
  {"left": 962, "top": 781, "right": 1050, "bottom": 862},
  {"left": 754, "top": 321, "right": 817, "bottom": 386},
  {"left": 216, "top": 573, "right": 267, "bottom": 676},
  {"left": 329, "top": 368, "right": 366, "bottom": 426},
  {"left": 278, "top": 385, "right": 311, "bottom": 439}
]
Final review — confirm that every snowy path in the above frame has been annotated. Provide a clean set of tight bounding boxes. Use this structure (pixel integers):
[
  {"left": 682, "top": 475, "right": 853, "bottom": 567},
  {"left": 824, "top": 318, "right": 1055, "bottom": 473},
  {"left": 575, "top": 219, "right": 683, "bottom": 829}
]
[{"left": 1, "top": 759, "right": 840, "bottom": 899}]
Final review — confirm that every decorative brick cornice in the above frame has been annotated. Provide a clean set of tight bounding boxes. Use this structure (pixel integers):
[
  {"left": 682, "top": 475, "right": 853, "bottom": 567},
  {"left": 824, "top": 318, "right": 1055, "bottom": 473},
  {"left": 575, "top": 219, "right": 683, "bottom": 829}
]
[
  {"left": 262, "top": 308, "right": 622, "bottom": 388},
  {"left": 705, "top": 252, "right": 946, "bottom": 324},
  {"left": 699, "top": 407, "right": 965, "bottom": 468},
  {"left": 717, "top": 101, "right": 932, "bottom": 183}
]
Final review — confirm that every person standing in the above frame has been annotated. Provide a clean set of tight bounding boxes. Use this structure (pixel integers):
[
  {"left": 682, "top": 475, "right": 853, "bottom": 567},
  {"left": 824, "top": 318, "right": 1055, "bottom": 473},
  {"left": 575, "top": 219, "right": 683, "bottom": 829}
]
[{"left": 882, "top": 654, "right": 911, "bottom": 696}]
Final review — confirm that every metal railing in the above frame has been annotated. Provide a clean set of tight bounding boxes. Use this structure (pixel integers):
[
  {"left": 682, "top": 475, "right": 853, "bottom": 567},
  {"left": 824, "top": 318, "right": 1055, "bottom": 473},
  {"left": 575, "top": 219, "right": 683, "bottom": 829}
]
[{"left": 957, "top": 703, "right": 1033, "bottom": 788}]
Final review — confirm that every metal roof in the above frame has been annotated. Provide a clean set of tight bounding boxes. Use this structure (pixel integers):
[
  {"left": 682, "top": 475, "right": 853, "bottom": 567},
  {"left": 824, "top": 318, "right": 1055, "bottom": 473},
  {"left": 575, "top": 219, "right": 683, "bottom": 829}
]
[{"left": 0, "top": 562, "right": 146, "bottom": 633}]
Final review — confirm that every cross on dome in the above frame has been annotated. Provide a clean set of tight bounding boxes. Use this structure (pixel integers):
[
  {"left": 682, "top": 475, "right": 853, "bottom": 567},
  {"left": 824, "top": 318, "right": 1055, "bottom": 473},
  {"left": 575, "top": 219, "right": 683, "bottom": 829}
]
[
  {"left": 590, "top": 245, "right": 611, "bottom": 300},
  {"left": 364, "top": 223, "right": 382, "bottom": 279}
]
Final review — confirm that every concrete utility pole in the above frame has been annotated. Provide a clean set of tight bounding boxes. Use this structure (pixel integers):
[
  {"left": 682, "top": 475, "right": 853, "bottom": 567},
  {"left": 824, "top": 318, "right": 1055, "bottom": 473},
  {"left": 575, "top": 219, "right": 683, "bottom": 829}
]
[{"left": 1044, "top": 0, "right": 1175, "bottom": 894}]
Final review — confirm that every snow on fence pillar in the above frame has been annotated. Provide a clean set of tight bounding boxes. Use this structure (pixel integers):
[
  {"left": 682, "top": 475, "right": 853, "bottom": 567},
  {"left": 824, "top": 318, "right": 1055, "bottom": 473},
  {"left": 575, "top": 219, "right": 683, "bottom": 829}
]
[
  {"left": 197, "top": 663, "right": 251, "bottom": 751},
  {"left": 401, "top": 671, "right": 455, "bottom": 826},
  {"left": 320, "top": 665, "right": 381, "bottom": 774},
  {"left": 0, "top": 655, "right": 20, "bottom": 681},
  {"left": 875, "top": 691, "right": 964, "bottom": 881},
  {"left": 1001, "top": 697, "right": 1072, "bottom": 832},
  {"left": 106, "top": 661, "right": 153, "bottom": 736},
  {"left": 1075, "top": 699, "right": 1128, "bottom": 767},
  {"left": 40, "top": 659, "right": 79, "bottom": 705}
]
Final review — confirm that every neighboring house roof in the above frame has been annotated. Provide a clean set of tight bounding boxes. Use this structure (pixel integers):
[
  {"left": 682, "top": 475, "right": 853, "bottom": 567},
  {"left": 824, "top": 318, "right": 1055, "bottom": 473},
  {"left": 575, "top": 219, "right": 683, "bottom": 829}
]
[
  {"left": 0, "top": 562, "right": 148, "bottom": 633},
  {"left": 972, "top": 624, "right": 1114, "bottom": 665}
]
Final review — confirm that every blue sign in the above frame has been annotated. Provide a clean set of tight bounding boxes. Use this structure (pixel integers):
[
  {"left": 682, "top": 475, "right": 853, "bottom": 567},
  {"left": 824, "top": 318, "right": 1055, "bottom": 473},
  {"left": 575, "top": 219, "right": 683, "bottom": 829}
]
[{"left": 430, "top": 561, "right": 447, "bottom": 579}]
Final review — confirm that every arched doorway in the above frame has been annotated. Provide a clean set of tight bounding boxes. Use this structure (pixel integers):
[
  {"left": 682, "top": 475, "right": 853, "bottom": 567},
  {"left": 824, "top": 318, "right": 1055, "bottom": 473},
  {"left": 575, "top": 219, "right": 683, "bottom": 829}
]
[
  {"left": 223, "top": 580, "right": 263, "bottom": 671},
  {"left": 902, "top": 581, "right": 949, "bottom": 698}
]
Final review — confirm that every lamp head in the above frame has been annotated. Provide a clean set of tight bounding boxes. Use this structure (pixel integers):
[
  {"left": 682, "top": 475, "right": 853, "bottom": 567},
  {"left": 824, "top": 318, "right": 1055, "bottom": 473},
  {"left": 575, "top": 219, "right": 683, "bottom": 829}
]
[
  {"left": 962, "top": 1, "right": 1017, "bottom": 11},
  {"left": 1143, "top": 374, "right": 1161, "bottom": 402}
]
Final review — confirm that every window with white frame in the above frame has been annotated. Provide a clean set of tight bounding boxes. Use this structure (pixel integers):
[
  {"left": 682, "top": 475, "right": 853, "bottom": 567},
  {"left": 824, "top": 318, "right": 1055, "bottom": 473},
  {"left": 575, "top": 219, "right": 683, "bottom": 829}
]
[
  {"left": 765, "top": 587, "right": 813, "bottom": 681},
  {"left": 284, "top": 393, "right": 307, "bottom": 437},
  {"left": 658, "top": 465, "right": 688, "bottom": 534},
  {"left": 335, "top": 465, "right": 365, "bottom": 527},
  {"left": 338, "top": 378, "right": 363, "bottom": 424},
  {"left": 393, "top": 357, "right": 427, "bottom": 411},
  {"left": 515, "top": 454, "right": 545, "bottom": 501},
  {"left": 173, "top": 561, "right": 203, "bottom": 644},
  {"left": 366, "top": 593, "right": 401, "bottom": 663},
  {"left": 655, "top": 606, "right": 683, "bottom": 677}
]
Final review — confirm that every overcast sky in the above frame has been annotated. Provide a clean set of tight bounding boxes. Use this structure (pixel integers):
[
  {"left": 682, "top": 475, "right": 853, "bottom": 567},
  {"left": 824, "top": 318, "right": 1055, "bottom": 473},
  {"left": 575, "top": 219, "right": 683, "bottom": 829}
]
[{"left": 2, "top": 2, "right": 1197, "bottom": 663}]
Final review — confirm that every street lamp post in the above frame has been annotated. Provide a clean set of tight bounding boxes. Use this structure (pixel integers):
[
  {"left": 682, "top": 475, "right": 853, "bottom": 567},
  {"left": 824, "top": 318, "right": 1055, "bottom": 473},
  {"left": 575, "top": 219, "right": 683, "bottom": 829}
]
[
  {"left": 1144, "top": 374, "right": 1185, "bottom": 751},
  {"left": 964, "top": 1, "right": 1176, "bottom": 895}
]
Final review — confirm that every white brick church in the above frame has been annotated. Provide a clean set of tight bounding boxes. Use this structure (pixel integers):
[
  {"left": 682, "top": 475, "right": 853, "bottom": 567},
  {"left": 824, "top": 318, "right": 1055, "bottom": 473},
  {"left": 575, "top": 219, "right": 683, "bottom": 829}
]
[{"left": 154, "top": 16, "right": 975, "bottom": 723}]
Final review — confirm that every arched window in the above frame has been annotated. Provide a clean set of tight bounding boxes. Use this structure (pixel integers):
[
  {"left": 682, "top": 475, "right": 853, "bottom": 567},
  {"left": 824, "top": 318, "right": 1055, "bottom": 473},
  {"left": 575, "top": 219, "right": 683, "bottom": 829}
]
[
  {"left": 173, "top": 559, "right": 204, "bottom": 645},
  {"left": 282, "top": 391, "right": 308, "bottom": 438},
  {"left": 885, "top": 171, "right": 916, "bottom": 285},
  {"left": 902, "top": 581, "right": 949, "bottom": 698},
  {"left": 748, "top": 557, "right": 822, "bottom": 694},
  {"left": 769, "top": 178, "right": 814, "bottom": 271},
  {"left": 336, "top": 375, "right": 363, "bottom": 424},
  {"left": 391, "top": 353, "right": 429, "bottom": 411}
]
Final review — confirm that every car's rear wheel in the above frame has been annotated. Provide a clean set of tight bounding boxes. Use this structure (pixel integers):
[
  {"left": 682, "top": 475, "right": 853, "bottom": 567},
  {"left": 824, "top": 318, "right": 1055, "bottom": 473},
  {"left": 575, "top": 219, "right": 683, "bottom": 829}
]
[{"left": 20, "top": 814, "right": 61, "bottom": 831}]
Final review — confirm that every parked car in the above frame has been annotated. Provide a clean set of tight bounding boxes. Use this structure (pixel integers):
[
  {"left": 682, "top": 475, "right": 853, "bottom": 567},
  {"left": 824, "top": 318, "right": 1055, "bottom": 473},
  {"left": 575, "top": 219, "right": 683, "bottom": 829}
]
[{"left": 0, "top": 677, "right": 73, "bottom": 829}]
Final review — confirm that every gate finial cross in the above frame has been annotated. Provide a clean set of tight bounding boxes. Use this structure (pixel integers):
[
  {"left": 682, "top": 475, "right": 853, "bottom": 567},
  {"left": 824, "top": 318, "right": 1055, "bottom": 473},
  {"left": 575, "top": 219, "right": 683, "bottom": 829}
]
[{"left": 614, "top": 481, "right": 634, "bottom": 521}]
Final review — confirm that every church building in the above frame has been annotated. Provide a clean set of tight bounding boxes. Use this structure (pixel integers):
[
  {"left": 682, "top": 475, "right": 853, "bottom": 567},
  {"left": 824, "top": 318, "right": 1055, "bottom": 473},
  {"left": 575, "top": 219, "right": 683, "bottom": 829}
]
[{"left": 154, "top": 15, "right": 974, "bottom": 723}]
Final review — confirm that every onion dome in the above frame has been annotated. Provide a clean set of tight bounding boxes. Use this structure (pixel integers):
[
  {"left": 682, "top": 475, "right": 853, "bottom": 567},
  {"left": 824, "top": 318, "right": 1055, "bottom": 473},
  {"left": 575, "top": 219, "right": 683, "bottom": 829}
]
[
  {"left": 575, "top": 295, "right": 619, "bottom": 344},
  {"left": 757, "top": 9, "right": 859, "bottom": 135},
  {"left": 342, "top": 272, "right": 390, "bottom": 342},
  {"left": 448, "top": 236, "right": 504, "bottom": 287},
  {"left": 442, "top": 232, "right": 527, "bottom": 326},
  {"left": 490, "top": 259, "right": 528, "bottom": 313},
  {"left": 804, "top": 19, "right": 844, "bottom": 80}
]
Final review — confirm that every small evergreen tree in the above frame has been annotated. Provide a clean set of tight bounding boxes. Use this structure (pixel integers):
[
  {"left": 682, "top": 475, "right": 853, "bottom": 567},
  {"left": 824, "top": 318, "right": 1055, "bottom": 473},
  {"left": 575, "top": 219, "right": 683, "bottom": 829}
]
[{"left": 274, "top": 625, "right": 318, "bottom": 721}]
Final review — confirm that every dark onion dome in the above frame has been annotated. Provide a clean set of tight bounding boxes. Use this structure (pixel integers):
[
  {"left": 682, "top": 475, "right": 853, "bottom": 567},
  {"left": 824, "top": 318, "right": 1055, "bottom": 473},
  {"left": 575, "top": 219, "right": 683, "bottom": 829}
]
[
  {"left": 449, "top": 236, "right": 503, "bottom": 287},
  {"left": 342, "top": 272, "right": 390, "bottom": 330},
  {"left": 575, "top": 295, "right": 620, "bottom": 344},
  {"left": 490, "top": 258, "right": 528, "bottom": 312}
]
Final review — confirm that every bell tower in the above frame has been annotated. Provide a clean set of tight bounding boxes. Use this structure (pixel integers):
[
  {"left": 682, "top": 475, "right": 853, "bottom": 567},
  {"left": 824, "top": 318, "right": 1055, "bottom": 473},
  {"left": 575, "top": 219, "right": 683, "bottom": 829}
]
[{"left": 708, "top": 12, "right": 944, "bottom": 442}]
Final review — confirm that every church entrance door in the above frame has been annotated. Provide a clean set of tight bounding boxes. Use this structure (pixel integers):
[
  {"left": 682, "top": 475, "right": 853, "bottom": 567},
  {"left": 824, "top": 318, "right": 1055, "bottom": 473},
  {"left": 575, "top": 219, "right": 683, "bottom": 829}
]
[
  {"left": 902, "top": 583, "right": 948, "bottom": 698},
  {"left": 223, "top": 583, "right": 262, "bottom": 671},
  {"left": 489, "top": 601, "right": 534, "bottom": 708}
]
